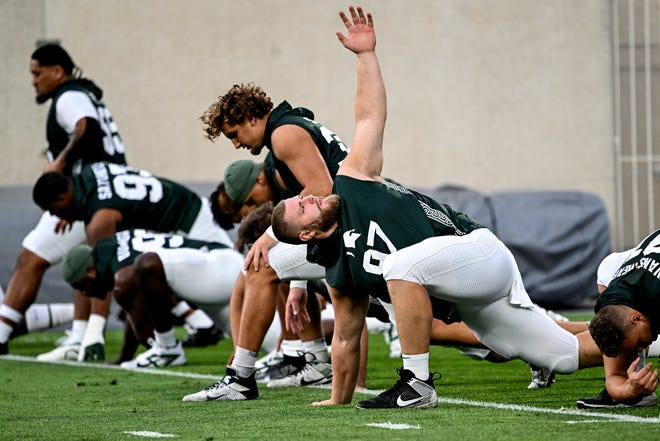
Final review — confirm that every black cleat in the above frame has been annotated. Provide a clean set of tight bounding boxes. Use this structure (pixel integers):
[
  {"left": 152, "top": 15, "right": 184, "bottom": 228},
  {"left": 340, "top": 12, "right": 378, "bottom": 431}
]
[
  {"left": 255, "top": 353, "right": 306, "bottom": 382},
  {"left": 357, "top": 368, "right": 440, "bottom": 409},
  {"left": 182, "top": 324, "right": 223, "bottom": 348},
  {"left": 576, "top": 388, "right": 657, "bottom": 409}
]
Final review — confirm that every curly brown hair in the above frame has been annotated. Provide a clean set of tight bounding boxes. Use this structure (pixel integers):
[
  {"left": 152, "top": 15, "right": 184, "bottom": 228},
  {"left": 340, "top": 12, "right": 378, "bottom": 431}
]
[{"left": 201, "top": 83, "right": 273, "bottom": 141}]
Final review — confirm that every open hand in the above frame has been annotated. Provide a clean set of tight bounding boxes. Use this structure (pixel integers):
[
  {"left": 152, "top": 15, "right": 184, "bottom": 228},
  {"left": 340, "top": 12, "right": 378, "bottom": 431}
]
[{"left": 336, "top": 5, "right": 375, "bottom": 54}]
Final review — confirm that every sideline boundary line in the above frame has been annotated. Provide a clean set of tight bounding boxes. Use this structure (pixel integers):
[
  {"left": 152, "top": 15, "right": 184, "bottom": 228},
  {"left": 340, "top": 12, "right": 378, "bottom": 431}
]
[{"left": 3, "top": 354, "right": 659, "bottom": 424}]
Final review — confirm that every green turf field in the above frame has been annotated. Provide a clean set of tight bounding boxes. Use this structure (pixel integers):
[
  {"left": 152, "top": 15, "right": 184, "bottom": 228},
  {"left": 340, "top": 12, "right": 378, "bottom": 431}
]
[{"left": 1, "top": 313, "right": 659, "bottom": 440}]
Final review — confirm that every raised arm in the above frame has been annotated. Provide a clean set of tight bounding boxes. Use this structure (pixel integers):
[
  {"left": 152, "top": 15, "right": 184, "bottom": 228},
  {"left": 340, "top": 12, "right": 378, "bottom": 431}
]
[{"left": 336, "top": 6, "right": 386, "bottom": 181}]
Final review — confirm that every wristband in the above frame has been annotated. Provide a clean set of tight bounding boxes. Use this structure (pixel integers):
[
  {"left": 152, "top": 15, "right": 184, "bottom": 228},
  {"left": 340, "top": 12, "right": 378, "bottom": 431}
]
[{"left": 289, "top": 280, "right": 308, "bottom": 290}]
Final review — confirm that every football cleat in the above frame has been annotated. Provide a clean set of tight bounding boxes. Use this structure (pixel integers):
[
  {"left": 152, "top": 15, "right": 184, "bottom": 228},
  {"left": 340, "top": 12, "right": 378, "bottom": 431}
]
[
  {"left": 255, "top": 353, "right": 306, "bottom": 382},
  {"left": 255, "top": 349, "right": 284, "bottom": 371},
  {"left": 576, "top": 388, "right": 658, "bottom": 409},
  {"left": 182, "top": 324, "right": 223, "bottom": 348},
  {"left": 120, "top": 339, "right": 186, "bottom": 369},
  {"left": 266, "top": 353, "right": 332, "bottom": 387},
  {"left": 38, "top": 331, "right": 81, "bottom": 362},
  {"left": 527, "top": 364, "right": 555, "bottom": 389},
  {"left": 80, "top": 342, "right": 105, "bottom": 362},
  {"left": 182, "top": 367, "right": 259, "bottom": 402},
  {"left": 356, "top": 368, "right": 440, "bottom": 409},
  {"left": 37, "top": 343, "right": 81, "bottom": 362}
]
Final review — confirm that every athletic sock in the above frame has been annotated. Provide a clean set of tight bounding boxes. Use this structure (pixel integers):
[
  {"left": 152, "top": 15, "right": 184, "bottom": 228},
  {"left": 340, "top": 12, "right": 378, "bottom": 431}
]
[
  {"left": 69, "top": 319, "right": 88, "bottom": 343},
  {"left": 302, "top": 338, "right": 330, "bottom": 363},
  {"left": 25, "top": 303, "right": 75, "bottom": 331},
  {"left": 231, "top": 346, "right": 258, "bottom": 378},
  {"left": 0, "top": 304, "right": 23, "bottom": 325},
  {"left": 171, "top": 300, "right": 191, "bottom": 317},
  {"left": 0, "top": 320, "right": 13, "bottom": 344},
  {"left": 184, "top": 309, "right": 215, "bottom": 329},
  {"left": 402, "top": 352, "right": 430, "bottom": 381},
  {"left": 280, "top": 339, "right": 303, "bottom": 357},
  {"left": 154, "top": 329, "right": 177, "bottom": 348}
]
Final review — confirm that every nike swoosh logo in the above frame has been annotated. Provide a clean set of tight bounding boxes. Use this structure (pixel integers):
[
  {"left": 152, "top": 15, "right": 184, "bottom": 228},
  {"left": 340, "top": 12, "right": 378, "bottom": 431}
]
[
  {"left": 396, "top": 396, "right": 423, "bottom": 407},
  {"left": 300, "top": 375, "right": 332, "bottom": 386}
]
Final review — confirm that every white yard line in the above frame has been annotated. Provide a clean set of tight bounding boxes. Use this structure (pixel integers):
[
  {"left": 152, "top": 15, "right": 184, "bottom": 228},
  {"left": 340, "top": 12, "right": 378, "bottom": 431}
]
[{"left": 3, "top": 354, "right": 660, "bottom": 424}]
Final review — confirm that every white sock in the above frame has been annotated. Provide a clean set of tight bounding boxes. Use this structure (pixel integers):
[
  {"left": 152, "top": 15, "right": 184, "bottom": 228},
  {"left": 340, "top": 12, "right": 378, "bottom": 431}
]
[
  {"left": 302, "top": 338, "right": 330, "bottom": 363},
  {"left": 78, "top": 314, "right": 106, "bottom": 361},
  {"left": 0, "top": 304, "right": 23, "bottom": 325},
  {"left": 280, "top": 339, "right": 303, "bottom": 357},
  {"left": 69, "top": 320, "right": 88, "bottom": 343},
  {"left": 184, "top": 309, "right": 215, "bottom": 329},
  {"left": 402, "top": 352, "right": 430, "bottom": 381},
  {"left": 231, "top": 346, "right": 258, "bottom": 378},
  {"left": 0, "top": 320, "right": 13, "bottom": 344},
  {"left": 80, "top": 314, "right": 105, "bottom": 346},
  {"left": 171, "top": 300, "right": 191, "bottom": 317},
  {"left": 154, "top": 329, "right": 177, "bottom": 348},
  {"left": 25, "top": 303, "right": 75, "bottom": 331}
]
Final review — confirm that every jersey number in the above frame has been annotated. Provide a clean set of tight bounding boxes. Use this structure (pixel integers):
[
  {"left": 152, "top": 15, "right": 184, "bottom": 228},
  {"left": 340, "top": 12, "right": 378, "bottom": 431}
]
[
  {"left": 108, "top": 164, "right": 164, "bottom": 203},
  {"left": 363, "top": 221, "right": 397, "bottom": 275}
]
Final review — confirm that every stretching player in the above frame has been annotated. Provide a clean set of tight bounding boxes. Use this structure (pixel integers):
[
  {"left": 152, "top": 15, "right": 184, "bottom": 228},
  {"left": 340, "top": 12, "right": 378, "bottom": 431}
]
[
  {"left": 271, "top": 5, "right": 602, "bottom": 408},
  {"left": 182, "top": 79, "right": 349, "bottom": 401},
  {"left": 0, "top": 44, "right": 126, "bottom": 358},
  {"left": 32, "top": 162, "right": 233, "bottom": 361},
  {"left": 59, "top": 229, "right": 242, "bottom": 368},
  {"left": 577, "top": 230, "right": 660, "bottom": 408}
]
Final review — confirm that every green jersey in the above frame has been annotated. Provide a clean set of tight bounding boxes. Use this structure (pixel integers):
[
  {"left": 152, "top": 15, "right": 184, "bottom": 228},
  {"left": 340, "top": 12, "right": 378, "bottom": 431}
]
[
  {"left": 596, "top": 229, "right": 660, "bottom": 337},
  {"left": 315, "top": 175, "right": 484, "bottom": 302},
  {"left": 264, "top": 101, "right": 349, "bottom": 195},
  {"left": 263, "top": 152, "right": 290, "bottom": 202},
  {"left": 92, "top": 229, "right": 229, "bottom": 294},
  {"left": 71, "top": 162, "right": 201, "bottom": 232}
]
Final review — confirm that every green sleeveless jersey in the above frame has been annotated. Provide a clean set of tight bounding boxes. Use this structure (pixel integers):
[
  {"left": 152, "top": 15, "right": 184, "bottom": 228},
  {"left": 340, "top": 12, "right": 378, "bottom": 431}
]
[
  {"left": 264, "top": 101, "right": 349, "bottom": 195},
  {"left": 596, "top": 229, "right": 660, "bottom": 337},
  {"left": 92, "top": 229, "right": 230, "bottom": 293},
  {"left": 319, "top": 175, "right": 484, "bottom": 302},
  {"left": 46, "top": 79, "right": 126, "bottom": 171},
  {"left": 71, "top": 162, "right": 201, "bottom": 233},
  {"left": 263, "top": 152, "right": 290, "bottom": 202}
]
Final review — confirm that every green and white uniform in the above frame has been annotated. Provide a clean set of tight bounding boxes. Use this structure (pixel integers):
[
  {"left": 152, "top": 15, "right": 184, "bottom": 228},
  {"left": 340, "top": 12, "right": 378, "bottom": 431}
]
[
  {"left": 264, "top": 101, "right": 348, "bottom": 196},
  {"left": 262, "top": 102, "right": 349, "bottom": 282},
  {"left": 45, "top": 79, "right": 126, "bottom": 171},
  {"left": 596, "top": 229, "right": 660, "bottom": 338},
  {"left": 323, "top": 175, "right": 581, "bottom": 374},
  {"left": 92, "top": 229, "right": 242, "bottom": 330},
  {"left": 71, "top": 162, "right": 232, "bottom": 247},
  {"left": 23, "top": 80, "right": 127, "bottom": 264}
]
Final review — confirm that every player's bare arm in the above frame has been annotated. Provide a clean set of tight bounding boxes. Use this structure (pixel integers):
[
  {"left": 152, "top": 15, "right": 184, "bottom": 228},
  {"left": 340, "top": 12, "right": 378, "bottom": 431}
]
[
  {"left": 312, "top": 286, "right": 369, "bottom": 406},
  {"left": 86, "top": 209, "right": 123, "bottom": 246},
  {"left": 335, "top": 5, "right": 385, "bottom": 182},
  {"left": 243, "top": 124, "right": 334, "bottom": 271},
  {"left": 271, "top": 124, "right": 334, "bottom": 196},
  {"left": 603, "top": 353, "right": 659, "bottom": 401}
]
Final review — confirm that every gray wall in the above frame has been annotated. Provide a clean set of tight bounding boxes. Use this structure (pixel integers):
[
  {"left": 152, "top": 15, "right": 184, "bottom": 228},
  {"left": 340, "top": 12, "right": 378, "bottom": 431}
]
[{"left": 1, "top": 1, "right": 615, "bottom": 227}]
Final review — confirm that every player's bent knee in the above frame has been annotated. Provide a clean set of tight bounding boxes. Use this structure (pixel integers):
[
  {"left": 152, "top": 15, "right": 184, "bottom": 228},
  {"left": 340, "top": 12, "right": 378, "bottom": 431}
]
[
  {"left": 535, "top": 354, "right": 579, "bottom": 374},
  {"left": 133, "top": 252, "right": 164, "bottom": 279},
  {"left": 15, "top": 248, "right": 51, "bottom": 273}
]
